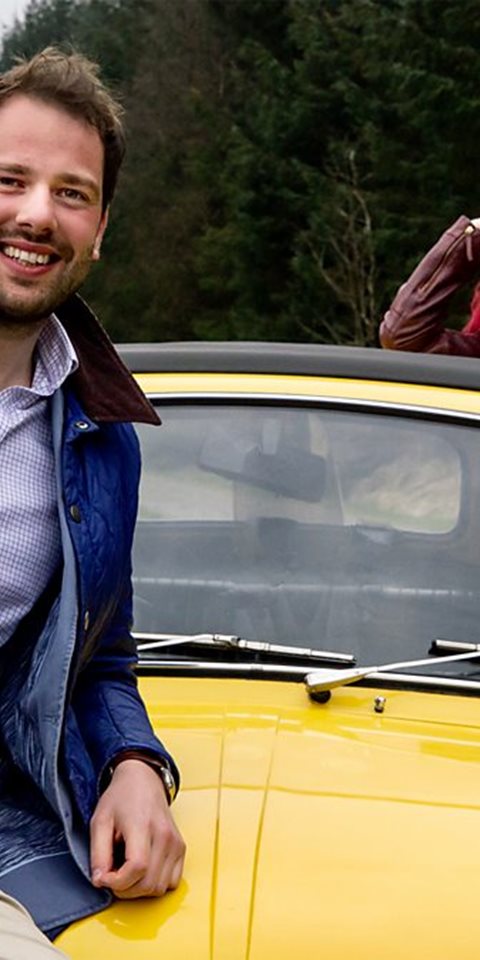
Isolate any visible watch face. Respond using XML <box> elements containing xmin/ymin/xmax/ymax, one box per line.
<box><xmin>160</xmin><ymin>766</ymin><xmax>176</xmax><ymax>803</ymax></box>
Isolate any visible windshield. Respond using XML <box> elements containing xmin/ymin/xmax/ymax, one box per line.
<box><xmin>133</xmin><ymin>401</ymin><xmax>480</xmax><ymax>679</ymax></box>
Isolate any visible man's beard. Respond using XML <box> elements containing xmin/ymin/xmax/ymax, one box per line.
<box><xmin>0</xmin><ymin>236</ymin><xmax>94</xmax><ymax>328</ymax></box>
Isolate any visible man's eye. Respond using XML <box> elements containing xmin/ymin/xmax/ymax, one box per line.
<box><xmin>59</xmin><ymin>188</ymin><xmax>89</xmax><ymax>202</ymax></box>
<box><xmin>0</xmin><ymin>176</ymin><xmax>22</xmax><ymax>188</ymax></box>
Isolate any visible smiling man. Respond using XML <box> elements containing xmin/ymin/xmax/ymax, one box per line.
<box><xmin>0</xmin><ymin>48</ymin><xmax>185</xmax><ymax>959</ymax></box>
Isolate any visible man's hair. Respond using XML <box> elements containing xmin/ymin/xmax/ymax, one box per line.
<box><xmin>0</xmin><ymin>46</ymin><xmax>125</xmax><ymax>211</ymax></box>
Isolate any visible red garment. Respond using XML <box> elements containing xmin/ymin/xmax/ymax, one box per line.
<box><xmin>379</xmin><ymin>216</ymin><xmax>480</xmax><ymax>356</ymax></box>
<box><xmin>463</xmin><ymin>282</ymin><xmax>480</xmax><ymax>333</ymax></box>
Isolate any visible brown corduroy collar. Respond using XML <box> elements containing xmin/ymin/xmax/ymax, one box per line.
<box><xmin>56</xmin><ymin>294</ymin><xmax>160</xmax><ymax>425</ymax></box>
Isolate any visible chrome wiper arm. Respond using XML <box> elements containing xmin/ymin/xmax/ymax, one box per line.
<box><xmin>306</xmin><ymin>646</ymin><xmax>480</xmax><ymax>696</ymax></box>
<box><xmin>430</xmin><ymin>638</ymin><xmax>480</xmax><ymax>655</ymax></box>
<box><xmin>134</xmin><ymin>631</ymin><xmax>355</xmax><ymax>665</ymax></box>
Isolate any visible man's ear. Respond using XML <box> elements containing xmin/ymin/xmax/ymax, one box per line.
<box><xmin>92</xmin><ymin>208</ymin><xmax>109</xmax><ymax>261</ymax></box>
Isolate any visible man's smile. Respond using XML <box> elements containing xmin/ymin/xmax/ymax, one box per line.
<box><xmin>0</xmin><ymin>240</ymin><xmax>62</xmax><ymax>277</ymax></box>
<box><xmin>4</xmin><ymin>245</ymin><xmax>53</xmax><ymax>265</ymax></box>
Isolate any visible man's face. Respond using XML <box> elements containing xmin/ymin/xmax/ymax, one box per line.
<box><xmin>0</xmin><ymin>93</ymin><xmax>107</xmax><ymax>325</ymax></box>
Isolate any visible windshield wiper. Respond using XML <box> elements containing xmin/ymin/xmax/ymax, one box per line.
<box><xmin>135</xmin><ymin>631</ymin><xmax>355</xmax><ymax>666</ymax></box>
<box><xmin>430</xmin><ymin>638</ymin><xmax>480</xmax><ymax>655</ymax></box>
<box><xmin>306</xmin><ymin>646</ymin><xmax>480</xmax><ymax>697</ymax></box>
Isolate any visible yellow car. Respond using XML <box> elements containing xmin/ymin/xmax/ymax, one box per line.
<box><xmin>59</xmin><ymin>343</ymin><xmax>480</xmax><ymax>960</ymax></box>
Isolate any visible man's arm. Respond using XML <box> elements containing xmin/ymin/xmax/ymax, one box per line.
<box><xmin>72</xmin><ymin>585</ymin><xmax>186</xmax><ymax>898</ymax></box>
<box><xmin>379</xmin><ymin>216</ymin><xmax>480</xmax><ymax>355</ymax></box>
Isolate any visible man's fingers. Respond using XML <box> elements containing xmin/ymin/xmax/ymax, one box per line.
<box><xmin>156</xmin><ymin>832</ymin><xmax>186</xmax><ymax>895</ymax></box>
<box><xmin>103</xmin><ymin>826</ymin><xmax>152</xmax><ymax>893</ymax></box>
<box><xmin>168</xmin><ymin>852</ymin><xmax>185</xmax><ymax>891</ymax></box>
<box><xmin>89</xmin><ymin>810</ymin><xmax>115</xmax><ymax>885</ymax></box>
<box><xmin>110</xmin><ymin>841</ymin><xmax>163</xmax><ymax>897</ymax></box>
<box><xmin>96</xmin><ymin>864</ymin><xmax>144</xmax><ymax>894</ymax></box>
<box><xmin>110</xmin><ymin>836</ymin><xmax>186</xmax><ymax>899</ymax></box>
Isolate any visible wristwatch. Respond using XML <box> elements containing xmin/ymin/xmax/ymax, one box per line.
<box><xmin>106</xmin><ymin>751</ymin><xmax>177</xmax><ymax>805</ymax></box>
<box><xmin>141</xmin><ymin>757</ymin><xmax>176</xmax><ymax>806</ymax></box>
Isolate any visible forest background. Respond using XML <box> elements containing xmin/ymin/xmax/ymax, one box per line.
<box><xmin>1</xmin><ymin>0</ymin><xmax>479</xmax><ymax>345</ymax></box>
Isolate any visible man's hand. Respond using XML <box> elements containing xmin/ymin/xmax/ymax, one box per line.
<box><xmin>90</xmin><ymin>758</ymin><xmax>186</xmax><ymax>898</ymax></box>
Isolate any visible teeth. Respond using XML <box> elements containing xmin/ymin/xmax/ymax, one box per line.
<box><xmin>3</xmin><ymin>245</ymin><xmax>51</xmax><ymax>265</ymax></box>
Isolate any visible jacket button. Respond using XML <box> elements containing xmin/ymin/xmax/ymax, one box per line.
<box><xmin>83</xmin><ymin>610</ymin><xmax>90</xmax><ymax>631</ymax></box>
<box><xmin>74</xmin><ymin>420</ymin><xmax>90</xmax><ymax>431</ymax></box>
<box><xmin>69</xmin><ymin>505</ymin><xmax>81</xmax><ymax>523</ymax></box>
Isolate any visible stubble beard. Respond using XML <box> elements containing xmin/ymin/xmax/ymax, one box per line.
<box><xmin>0</xmin><ymin>241</ymin><xmax>95</xmax><ymax>330</ymax></box>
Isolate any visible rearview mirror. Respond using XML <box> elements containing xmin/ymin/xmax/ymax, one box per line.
<box><xmin>199</xmin><ymin>425</ymin><xmax>326</xmax><ymax>502</ymax></box>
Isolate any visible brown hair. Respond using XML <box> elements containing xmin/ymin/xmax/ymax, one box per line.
<box><xmin>0</xmin><ymin>46</ymin><xmax>125</xmax><ymax>211</ymax></box>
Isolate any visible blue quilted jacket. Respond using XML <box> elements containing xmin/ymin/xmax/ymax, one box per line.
<box><xmin>0</xmin><ymin>295</ymin><xmax>178</xmax><ymax>934</ymax></box>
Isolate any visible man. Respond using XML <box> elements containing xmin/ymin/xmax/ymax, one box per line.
<box><xmin>0</xmin><ymin>47</ymin><xmax>185</xmax><ymax>958</ymax></box>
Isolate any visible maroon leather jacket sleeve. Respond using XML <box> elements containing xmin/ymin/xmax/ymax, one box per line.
<box><xmin>379</xmin><ymin>216</ymin><xmax>480</xmax><ymax>356</ymax></box>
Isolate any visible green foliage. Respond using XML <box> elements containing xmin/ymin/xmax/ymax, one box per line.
<box><xmin>1</xmin><ymin>0</ymin><xmax>151</xmax><ymax>85</ymax></box>
<box><xmin>2</xmin><ymin>0</ymin><xmax>480</xmax><ymax>342</ymax></box>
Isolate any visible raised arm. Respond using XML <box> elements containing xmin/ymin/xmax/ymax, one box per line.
<box><xmin>379</xmin><ymin>216</ymin><xmax>480</xmax><ymax>356</ymax></box>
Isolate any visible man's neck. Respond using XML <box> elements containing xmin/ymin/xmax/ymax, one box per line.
<box><xmin>0</xmin><ymin>321</ymin><xmax>47</xmax><ymax>390</ymax></box>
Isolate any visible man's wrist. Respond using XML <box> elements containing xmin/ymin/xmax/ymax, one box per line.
<box><xmin>106</xmin><ymin>751</ymin><xmax>177</xmax><ymax>805</ymax></box>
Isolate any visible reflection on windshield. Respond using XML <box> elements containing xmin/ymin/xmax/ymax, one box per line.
<box><xmin>133</xmin><ymin>403</ymin><xmax>480</xmax><ymax>674</ymax></box>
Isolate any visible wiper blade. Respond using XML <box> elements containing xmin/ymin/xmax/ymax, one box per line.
<box><xmin>306</xmin><ymin>646</ymin><xmax>480</xmax><ymax>696</ymax></box>
<box><xmin>135</xmin><ymin>631</ymin><xmax>355</xmax><ymax>665</ymax></box>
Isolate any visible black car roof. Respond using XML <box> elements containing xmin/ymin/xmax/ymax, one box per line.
<box><xmin>117</xmin><ymin>342</ymin><xmax>480</xmax><ymax>393</ymax></box>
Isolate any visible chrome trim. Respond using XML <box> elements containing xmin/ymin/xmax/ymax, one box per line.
<box><xmin>136</xmin><ymin>659</ymin><xmax>317</xmax><ymax>677</ymax></box>
<box><xmin>365</xmin><ymin>671</ymin><xmax>480</xmax><ymax>693</ymax></box>
<box><xmin>135</xmin><ymin>659</ymin><xmax>480</xmax><ymax>693</ymax></box>
<box><xmin>133</xmin><ymin>577</ymin><xmax>476</xmax><ymax>601</ymax></box>
<box><xmin>142</xmin><ymin>392</ymin><xmax>480</xmax><ymax>424</ymax></box>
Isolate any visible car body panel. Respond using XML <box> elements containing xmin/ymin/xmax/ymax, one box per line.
<box><xmin>135</xmin><ymin>370</ymin><xmax>480</xmax><ymax>416</ymax></box>
<box><xmin>58</xmin><ymin>677</ymin><xmax>480</xmax><ymax>959</ymax></box>
<box><xmin>55</xmin><ymin>347</ymin><xmax>480</xmax><ymax>959</ymax></box>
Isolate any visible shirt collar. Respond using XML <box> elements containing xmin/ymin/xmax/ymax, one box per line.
<box><xmin>31</xmin><ymin>314</ymin><xmax>79</xmax><ymax>398</ymax></box>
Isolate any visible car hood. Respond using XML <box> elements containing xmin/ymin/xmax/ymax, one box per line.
<box><xmin>58</xmin><ymin>676</ymin><xmax>480</xmax><ymax>960</ymax></box>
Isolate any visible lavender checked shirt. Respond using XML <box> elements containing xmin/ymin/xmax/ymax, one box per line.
<box><xmin>0</xmin><ymin>317</ymin><xmax>78</xmax><ymax>645</ymax></box>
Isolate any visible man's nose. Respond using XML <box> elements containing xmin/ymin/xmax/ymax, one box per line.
<box><xmin>15</xmin><ymin>185</ymin><xmax>58</xmax><ymax>234</ymax></box>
